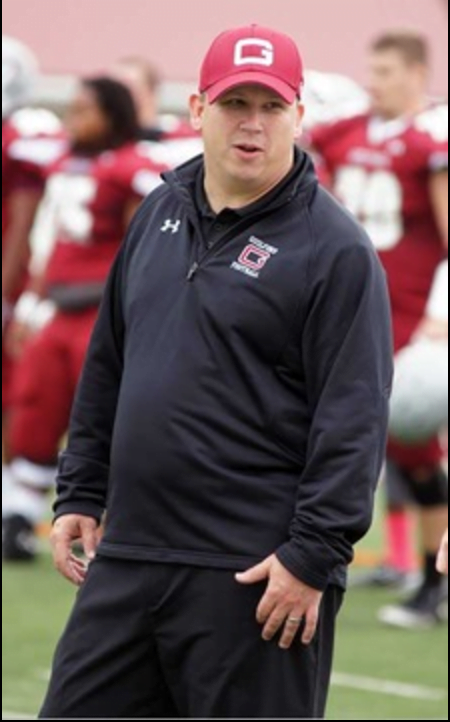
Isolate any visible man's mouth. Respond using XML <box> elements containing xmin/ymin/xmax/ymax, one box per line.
<box><xmin>233</xmin><ymin>143</ymin><xmax>264</xmax><ymax>156</ymax></box>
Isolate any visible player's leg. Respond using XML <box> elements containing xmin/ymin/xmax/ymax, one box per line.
<box><xmin>2</xmin><ymin>344</ymin><xmax>16</xmax><ymax>537</ymax></box>
<box><xmin>383</xmin><ymin>461</ymin><xmax>418</xmax><ymax>582</ymax></box>
<box><xmin>2</xmin><ymin>314</ymin><xmax>74</xmax><ymax>561</ymax></box>
<box><xmin>351</xmin><ymin>461</ymin><xmax>418</xmax><ymax>590</ymax></box>
<box><xmin>39</xmin><ymin>557</ymin><xmax>179</xmax><ymax>718</ymax></box>
<box><xmin>2</xmin><ymin>336</ymin><xmax>16</xmax><ymax>441</ymax></box>
<box><xmin>379</xmin><ymin>440</ymin><xmax>448</xmax><ymax>628</ymax></box>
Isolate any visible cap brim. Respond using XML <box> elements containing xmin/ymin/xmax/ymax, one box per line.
<box><xmin>205</xmin><ymin>72</ymin><xmax>298</xmax><ymax>104</ymax></box>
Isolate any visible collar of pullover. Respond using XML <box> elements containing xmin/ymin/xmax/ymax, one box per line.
<box><xmin>162</xmin><ymin>146</ymin><xmax>318</xmax><ymax>223</ymax></box>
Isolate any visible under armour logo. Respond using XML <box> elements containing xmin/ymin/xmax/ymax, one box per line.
<box><xmin>234</xmin><ymin>39</ymin><xmax>275</xmax><ymax>67</ymax></box>
<box><xmin>161</xmin><ymin>219</ymin><xmax>181</xmax><ymax>234</ymax></box>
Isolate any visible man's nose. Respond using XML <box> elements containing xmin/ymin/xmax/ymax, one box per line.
<box><xmin>239</xmin><ymin>110</ymin><xmax>264</xmax><ymax>132</ymax></box>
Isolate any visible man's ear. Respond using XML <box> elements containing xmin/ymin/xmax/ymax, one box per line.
<box><xmin>189</xmin><ymin>94</ymin><xmax>205</xmax><ymax>132</ymax></box>
<box><xmin>294</xmin><ymin>103</ymin><xmax>305</xmax><ymax>139</ymax></box>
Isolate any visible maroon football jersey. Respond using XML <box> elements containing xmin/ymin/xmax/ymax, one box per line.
<box><xmin>43</xmin><ymin>143</ymin><xmax>167</xmax><ymax>289</ymax></box>
<box><xmin>312</xmin><ymin>105</ymin><xmax>448</xmax><ymax>351</ymax></box>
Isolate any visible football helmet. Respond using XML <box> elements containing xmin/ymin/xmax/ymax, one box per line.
<box><xmin>389</xmin><ymin>339</ymin><xmax>448</xmax><ymax>444</ymax></box>
<box><xmin>2</xmin><ymin>36</ymin><xmax>38</xmax><ymax>119</ymax></box>
<box><xmin>302</xmin><ymin>70</ymin><xmax>369</xmax><ymax>131</ymax></box>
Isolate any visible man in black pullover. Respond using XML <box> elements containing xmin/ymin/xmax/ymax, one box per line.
<box><xmin>40</xmin><ymin>25</ymin><xmax>393</xmax><ymax>719</ymax></box>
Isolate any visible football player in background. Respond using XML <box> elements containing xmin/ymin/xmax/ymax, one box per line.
<box><xmin>2</xmin><ymin>77</ymin><xmax>168</xmax><ymax>561</ymax></box>
<box><xmin>302</xmin><ymin>70</ymin><xmax>370</xmax><ymax>135</ymax></box>
<box><xmin>111</xmin><ymin>57</ymin><xmax>200</xmax><ymax>139</ymax></box>
<box><xmin>301</xmin><ymin>70</ymin><xmax>370</xmax><ymax>188</ymax></box>
<box><xmin>2</xmin><ymin>36</ymin><xmax>62</xmax><ymax>430</ymax></box>
<box><xmin>426</xmin><ymin>263</ymin><xmax>448</xmax><ymax>583</ymax></box>
<box><xmin>389</xmin><ymin>259</ymin><xmax>448</xmax><ymax>588</ymax></box>
<box><xmin>110</xmin><ymin>56</ymin><xmax>203</xmax><ymax>168</ymax></box>
<box><xmin>311</xmin><ymin>31</ymin><xmax>448</xmax><ymax>628</ymax></box>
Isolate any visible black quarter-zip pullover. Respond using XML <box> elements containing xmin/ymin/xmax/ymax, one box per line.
<box><xmin>54</xmin><ymin>149</ymin><xmax>393</xmax><ymax>591</ymax></box>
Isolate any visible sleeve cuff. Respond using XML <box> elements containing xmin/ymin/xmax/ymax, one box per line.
<box><xmin>276</xmin><ymin>542</ymin><xmax>332</xmax><ymax>591</ymax></box>
<box><xmin>54</xmin><ymin>451</ymin><xmax>109</xmax><ymax>521</ymax></box>
<box><xmin>53</xmin><ymin>502</ymin><xmax>104</xmax><ymax>525</ymax></box>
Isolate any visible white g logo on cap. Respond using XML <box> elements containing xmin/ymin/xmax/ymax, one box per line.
<box><xmin>234</xmin><ymin>39</ymin><xmax>275</xmax><ymax>67</ymax></box>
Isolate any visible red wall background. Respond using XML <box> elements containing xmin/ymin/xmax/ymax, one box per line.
<box><xmin>3</xmin><ymin>0</ymin><xmax>448</xmax><ymax>94</ymax></box>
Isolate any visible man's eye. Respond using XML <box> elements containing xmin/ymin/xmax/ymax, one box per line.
<box><xmin>223</xmin><ymin>98</ymin><xmax>246</xmax><ymax>108</ymax></box>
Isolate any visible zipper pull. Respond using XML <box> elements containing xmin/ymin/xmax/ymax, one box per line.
<box><xmin>187</xmin><ymin>262</ymin><xmax>199</xmax><ymax>281</ymax></box>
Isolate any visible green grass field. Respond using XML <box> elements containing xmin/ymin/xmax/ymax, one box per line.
<box><xmin>2</xmin><ymin>550</ymin><xmax>448</xmax><ymax>720</ymax></box>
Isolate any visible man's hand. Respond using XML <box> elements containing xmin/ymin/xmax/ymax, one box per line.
<box><xmin>437</xmin><ymin>529</ymin><xmax>448</xmax><ymax>576</ymax></box>
<box><xmin>50</xmin><ymin>515</ymin><xmax>101</xmax><ymax>586</ymax></box>
<box><xmin>236</xmin><ymin>555</ymin><xmax>323</xmax><ymax>649</ymax></box>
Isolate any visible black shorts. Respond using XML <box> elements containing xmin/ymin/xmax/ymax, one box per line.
<box><xmin>39</xmin><ymin>557</ymin><xmax>343</xmax><ymax>719</ymax></box>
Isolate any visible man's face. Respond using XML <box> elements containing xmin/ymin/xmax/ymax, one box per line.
<box><xmin>190</xmin><ymin>85</ymin><xmax>304</xmax><ymax>197</ymax></box>
<box><xmin>368</xmin><ymin>50</ymin><xmax>426</xmax><ymax>118</ymax></box>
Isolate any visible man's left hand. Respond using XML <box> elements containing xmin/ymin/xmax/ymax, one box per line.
<box><xmin>236</xmin><ymin>555</ymin><xmax>323</xmax><ymax>649</ymax></box>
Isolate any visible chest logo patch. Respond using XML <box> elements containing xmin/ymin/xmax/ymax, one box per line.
<box><xmin>231</xmin><ymin>236</ymin><xmax>279</xmax><ymax>279</ymax></box>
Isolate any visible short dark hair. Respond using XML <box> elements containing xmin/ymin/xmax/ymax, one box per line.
<box><xmin>82</xmin><ymin>76</ymin><xmax>140</xmax><ymax>147</ymax></box>
<box><xmin>116</xmin><ymin>57</ymin><xmax>162</xmax><ymax>92</ymax></box>
<box><xmin>371</xmin><ymin>31</ymin><xmax>429</xmax><ymax>66</ymax></box>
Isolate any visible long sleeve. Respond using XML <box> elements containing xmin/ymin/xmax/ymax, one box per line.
<box><xmin>276</xmin><ymin>240</ymin><xmax>393</xmax><ymax>590</ymax></box>
<box><xmin>53</xmin><ymin>246</ymin><xmax>126</xmax><ymax>522</ymax></box>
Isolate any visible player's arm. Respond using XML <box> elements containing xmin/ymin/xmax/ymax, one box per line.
<box><xmin>6</xmin><ymin>270</ymin><xmax>55</xmax><ymax>359</ymax></box>
<box><xmin>416</xmin><ymin>171</ymin><xmax>449</xmax><ymax>341</ymax></box>
<box><xmin>430</xmin><ymin>170</ymin><xmax>448</xmax><ymax>249</ymax></box>
<box><xmin>420</xmin><ymin>103</ymin><xmax>449</xmax><ymax>250</ymax></box>
<box><xmin>415</xmin><ymin>259</ymin><xmax>448</xmax><ymax>341</ymax></box>
<box><xmin>2</xmin><ymin>187</ymin><xmax>42</xmax><ymax>308</ymax></box>
<box><xmin>6</xmin><ymin>184</ymin><xmax>60</xmax><ymax>357</ymax></box>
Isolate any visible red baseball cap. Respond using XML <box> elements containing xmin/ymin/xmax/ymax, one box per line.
<box><xmin>199</xmin><ymin>24</ymin><xmax>304</xmax><ymax>104</ymax></box>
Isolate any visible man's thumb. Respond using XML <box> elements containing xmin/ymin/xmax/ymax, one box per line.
<box><xmin>236</xmin><ymin>558</ymin><xmax>272</xmax><ymax>585</ymax></box>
